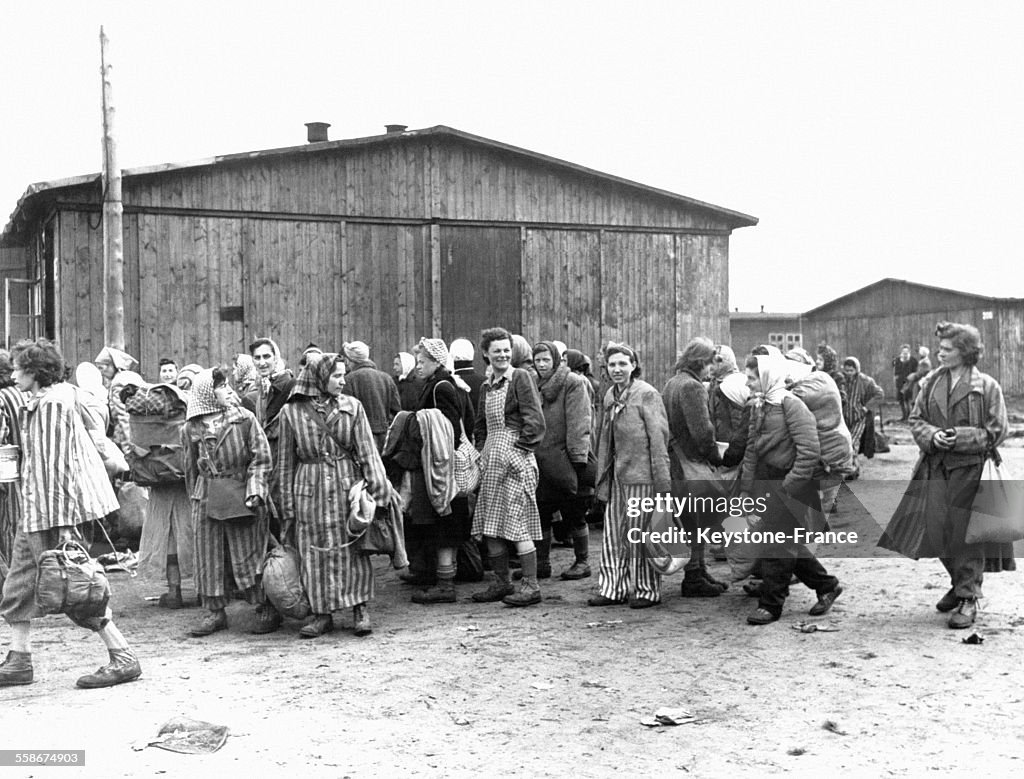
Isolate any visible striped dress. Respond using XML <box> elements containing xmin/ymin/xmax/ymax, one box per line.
<box><xmin>277</xmin><ymin>396</ymin><xmax>390</xmax><ymax>612</ymax></box>
<box><xmin>182</xmin><ymin>406</ymin><xmax>272</xmax><ymax>608</ymax></box>
<box><xmin>0</xmin><ymin>385</ymin><xmax>25</xmax><ymax>570</ymax></box>
<box><xmin>18</xmin><ymin>383</ymin><xmax>119</xmax><ymax>532</ymax></box>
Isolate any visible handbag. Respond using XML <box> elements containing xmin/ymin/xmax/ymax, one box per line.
<box><xmin>36</xmin><ymin>540</ymin><xmax>111</xmax><ymax>618</ymax></box>
<box><xmin>431</xmin><ymin>384</ymin><xmax>480</xmax><ymax>496</ymax></box>
<box><xmin>965</xmin><ymin>450</ymin><xmax>1024</xmax><ymax>545</ymax></box>
<box><xmin>345</xmin><ymin>479</ymin><xmax>397</xmax><ymax>556</ymax></box>
<box><xmin>206</xmin><ymin>476</ymin><xmax>255</xmax><ymax>522</ymax></box>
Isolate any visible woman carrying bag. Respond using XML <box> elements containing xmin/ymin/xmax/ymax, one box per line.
<box><xmin>879</xmin><ymin>322</ymin><xmax>1013</xmax><ymax>629</ymax></box>
<box><xmin>277</xmin><ymin>354</ymin><xmax>391</xmax><ymax>637</ymax></box>
<box><xmin>182</xmin><ymin>369</ymin><xmax>279</xmax><ymax>637</ymax></box>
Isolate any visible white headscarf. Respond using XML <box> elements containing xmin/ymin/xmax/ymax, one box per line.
<box><xmin>397</xmin><ymin>352</ymin><xmax>416</xmax><ymax>381</ymax></box>
<box><xmin>719</xmin><ymin>372</ymin><xmax>750</xmax><ymax>407</ymax></box>
<box><xmin>74</xmin><ymin>362</ymin><xmax>107</xmax><ymax>402</ymax></box>
<box><xmin>756</xmin><ymin>355</ymin><xmax>792</xmax><ymax>405</ymax></box>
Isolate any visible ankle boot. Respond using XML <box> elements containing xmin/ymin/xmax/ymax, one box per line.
<box><xmin>353</xmin><ymin>603</ymin><xmax>372</xmax><ymax>636</ymax></box>
<box><xmin>680</xmin><ymin>566</ymin><xmax>724</xmax><ymax>598</ymax></box>
<box><xmin>504</xmin><ymin>550</ymin><xmax>542</xmax><ymax>607</ymax></box>
<box><xmin>472</xmin><ymin>549</ymin><xmax>515</xmax><ymax>602</ymax></box>
<box><xmin>0</xmin><ymin>650</ymin><xmax>33</xmax><ymax>686</ymax></box>
<box><xmin>76</xmin><ymin>648</ymin><xmax>142</xmax><ymax>689</ymax></box>
<box><xmin>561</xmin><ymin>530</ymin><xmax>592</xmax><ymax>580</ymax></box>
<box><xmin>412</xmin><ymin>579</ymin><xmax>457</xmax><ymax>604</ymax></box>
<box><xmin>158</xmin><ymin>586</ymin><xmax>185</xmax><ymax>610</ymax></box>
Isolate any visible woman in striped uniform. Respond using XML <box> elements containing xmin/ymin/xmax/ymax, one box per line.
<box><xmin>182</xmin><ymin>369</ymin><xmax>279</xmax><ymax>637</ymax></box>
<box><xmin>588</xmin><ymin>343</ymin><xmax>671</xmax><ymax>609</ymax></box>
<box><xmin>0</xmin><ymin>350</ymin><xmax>25</xmax><ymax>575</ymax></box>
<box><xmin>471</xmin><ymin>327</ymin><xmax>546</xmax><ymax>607</ymax></box>
<box><xmin>277</xmin><ymin>354</ymin><xmax>390</xmax><ymax>637</ymax></box>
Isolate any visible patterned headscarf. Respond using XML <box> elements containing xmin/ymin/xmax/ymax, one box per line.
<box><xmin>419</xmin><ymin>337</ymin><xmax>449</xmax><ymax>367</ymax></box>
<box><xmin>290</xmin><ymin>352</ymin><xmax>341</xmax><ymax>401</ymax></box>
<box><xmin>233</xmin><ymin>354</ymin><xmax>258</xmax><ymax>391</ymax></box>
<box><xmin>186</xmin><ymin>370</ymin><xmax>222</xmax><ymax>419</ymax></box>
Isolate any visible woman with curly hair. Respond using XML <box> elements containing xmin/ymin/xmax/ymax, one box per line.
<box><xmin>471</xmin><ymin>327</ymin><xmax>546</xmax><ymax>607</ymax></box>
<box><xmin>879</xmin><ymin>322</ymin><xmax>1012</xmax><ymax>629</ymax></box>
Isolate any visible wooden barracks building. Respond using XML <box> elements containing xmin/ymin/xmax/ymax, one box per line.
<box><xmin>1</xmin><ymin>124</ymin><xmax>757</xmax><ymax>389</ymax></box>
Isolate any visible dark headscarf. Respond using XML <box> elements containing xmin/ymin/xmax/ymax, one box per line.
<box><xmin>532</xmin><ymin>340</ymin><xmax>562</xmax><ymax>364</ymax></box>
<box><xmin>564</xmin><ymin>348</ymin><xmax>589</xmax><ymax>374</ymax></box>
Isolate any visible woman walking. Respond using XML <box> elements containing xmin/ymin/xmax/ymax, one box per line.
<box><xmin>471</xmin><ymin>328</ymin><xmax>546</xmax><ymax>607</ymax></box>
<box><xmin>277</xmin><ymin>354</ymin><xmax>391</xmax><ymax>636</ymax></box>
<box><xmin>841</xmin><ymin>356</ymin><xmax>884</xmax><ymax>473</ymax></box>
<box><xmin>589</xmin><ymin>343</ymin><xmax>671</xmax><ymax>609</ymax></box>
<box><xmin>879</xmin><ymin>322</ymin><xmax>1012</xmax><ymax>629</ymax></box>
<box><xmin>741</xmin><ymin>354</ymin><xmax>842</xmax><ymax>625</ymax></box>
<box><xmin>182</xmin><ymin>369</ymin><xmax>280</xmax><ymax>636</ymax></box>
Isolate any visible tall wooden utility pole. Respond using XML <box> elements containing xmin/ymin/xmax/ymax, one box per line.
<box><xmin>100</xmin><ymin>26</ymin><xmax>125</xmax><ymax>349</ymax></box>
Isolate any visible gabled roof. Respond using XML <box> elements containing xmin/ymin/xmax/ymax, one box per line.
<box><xmin>2</xmin><ymin>125</ymin><xmax>758</xmax><ymax>244</ymax></box>
<box><xmin>803</xmin><ymin>277</ymin><xmax>1023</xmax><ymax>317</ymax></box>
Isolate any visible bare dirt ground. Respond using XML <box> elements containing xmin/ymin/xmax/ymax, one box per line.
<box><xmin>4</xmin><ymin>405</ymin><xmax>1024</xmax><ymax>778</ymax></box>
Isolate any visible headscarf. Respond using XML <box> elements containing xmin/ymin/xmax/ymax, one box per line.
<box><xmin>419</xmin><ymin>337</ymin><xmax>449</xmax><ymax>367</ymax></box>
<box><xmin>918</xmin><ymin>346</ymin><xmax>930</xmax><ymax>358</ymax></box>
<box><xmin>186</xmin><ymin>370</ymin><xmax>222</xmax><ymax>420</ymax></box>
<box><xmin>532</xmin><ymin>340</ymin><xmax>562</xmax><ymax>364</ymax></box>
<box><xmin>511</xmin><ymin>334</ymin><xmax>533</xmax><ymax>368</ymax></box>
<box><xmin>714</xmin><ymin>344</ymin><xmax>739</xmax><ymax>375</ymax></box>
<box><xmin>843</xmin><ymin>356</ymin><xmax>861</xmax><ymax>375</ymax></box>
<box><xmin>816</xmin><ymin>345</ymin><xmax>839</xmax><ymax>374</ymax></box>
<box><xmin>785</xmin><ymin>347</ymin><xmax>813</xmax><ymax>366</ymax></box>
<box><xmin>74</xmin><ymin>362</ymin><xmax>107</xmax><ymax>402</ymax></box>
<box><xmin>177</xmin><ymin>363</ymin><xmax>203</xmax><ymax>386</ymax></box>
<box><xmin>552</xmin><ymin>341</ymin><xmax>567</xmax><ymax>362</ymax></box>
<box><xmin>396</xmin><ymin>352</ymin><xmax>416</xmax><ymax>381</ymax></box>
<box><xmin>755</xmin><ymin>355</ymin><xmax>791</xmax><ymax>405</ymax></box>
<box><xmin>449</xmin><ymin>338</ymin><xmax>475</xmax><ymax>364</ymax></box>
<box><xmin>94</xmin><ymin>346</ymin><xmax>137</xmax><ymax>372</ymax></box>
<box><xmin>784</xmin><ymin>358</ymin><xmax>814</xmax><ymax>383</ymax></box>
<box><xmin>234</xmin><ymin>354</ymin><xmax>258</xmax><ymax>390</ymax></box>
<box><xmin>754</xmin><ymin>344</ymin><xmax>784</xmax><ymax>359</ymax></box>
<box><xmin>564</xmin><ymin>348</ymin><xmax>589</xmax><ymax>374</ymax></box>
<box><xmin>300</xmin><ymin>344</ymin><xmax>324</xmax><ymax>367</ymax></box>
<box><xmin>290</xmin><ymin>352</ymin><xmax>342</xmax><ymax>401</ymax></box>
<box><xmin>720</xmin><ymin>372</ymin><xmax>751</xmax><ymax>407</ymax></box>
<box><xmin>343</xmin><ymin>341</ymin><xmax>370</xmax><ymax>363</ymax></box>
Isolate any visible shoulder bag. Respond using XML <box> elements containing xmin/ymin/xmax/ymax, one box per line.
<box><xmin>201</xmin><ymin>420</ymin><xmax>255</xmax><ymax>522</ymax></box>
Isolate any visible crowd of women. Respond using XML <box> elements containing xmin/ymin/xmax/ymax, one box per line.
<box><xmin>0</xmin><ymin>318</ymin><xmax>1014</xmax><ymax>688</ymax></box>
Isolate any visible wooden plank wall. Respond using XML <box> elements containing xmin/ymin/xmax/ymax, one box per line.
<box><xmin>803</xmin><ymin>305</ymin><xmax>1022</xmax><ymax>396</ymax></box>
<box><xmin>123</xmin><ymin>139</ymin><xmax>737</xmax><ymax>231</ymax></box>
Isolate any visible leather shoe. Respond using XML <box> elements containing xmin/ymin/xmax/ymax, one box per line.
<box><xmin>560</xmin><ymin>561</ymin><xmax>592</xmax><ymax>580</ymax></box>
<box><xmin>587</xmin><ymin>595</ymin><xmax>626</xmax><ymax>607</ymax></box>
<box><xmin>76</xmin><ymin>649</ymin><xmax>142</xmax><ymax>689</ymax></box>
<box><xmin>412</xmin><ymin>584</ymin><xmax>457</xmax><ymax>604</ymax></box>
<box><xmin>353</xmin><ymin>603</ymin><xmax>372</xmax><ymax>636</ymax></box>
<box><xmin>471</xmin><ymin>582</ymin><xmax>515</xmax><ymax>603</ymax></box>
<box><xmin>935</xmin><ymin>588</ymin><xmax>959</xmax><ymax>613</ymax></box>
<box><xmin>299</xmin><ymin>614</ymin><xmax>333</xmax><ymax>638</ymax></box>
<box><xmin>503</xmin><ymin>586</ymin><xmax>542</xmax><ymax>607</ymax></box>
<box><xmin>629</xmin><ymin>597</ymin><xmax>660</xmax><ymax>609</ymax></box>
<box><xmin>809</xmin><ymin>584</ymin><xmax>843</xmax><ymax>616</ymax></box>
<box><xmin>188</xmin><ymin>610</ymin><xmax>228</xmax><ymax>636</ymax></box>
<box><xmin>399</xmin><ymin>571</ymin><xmax>436</xmax><ymax>587</ymax></box>
<box><xmin>948</xmin><ymin>598</ymin><xmax>977</xmax><ymax>629</ymax></box>
<box><xmin>0</xmin><ymin>650</ymin><xmax>33</xmax><ymax>686</ymax></box>
<box><xmin>747</xmin><ymin>607</ymin><xmax>780</xmax><ymax>625</ymax></box>
<box><xmin>158</xmin><ymin>591</ymin><xmax>185</xmax><ymax>610</ymax></box>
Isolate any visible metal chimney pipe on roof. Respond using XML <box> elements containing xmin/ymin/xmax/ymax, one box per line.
<box><xmin>385</xmin><ymin>124</ymin><xmax>408</xmax><ymax>134</ymax></box>
<box><xmin>305</xmin><ymin>122</ymin><xmax>330</xmax><ymax>143</ymax></box>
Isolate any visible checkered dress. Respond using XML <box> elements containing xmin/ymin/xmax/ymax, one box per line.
<box><xmin>471</xmin><ymin>381</ymin><xmax>541</xmax><ymax>542</ymax></box>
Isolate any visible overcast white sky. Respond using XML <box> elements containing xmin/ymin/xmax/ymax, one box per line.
<box><xmin>2</xmin><ymin>1</ymin><xmax>1022</xmax><ymax>312</ymax></box>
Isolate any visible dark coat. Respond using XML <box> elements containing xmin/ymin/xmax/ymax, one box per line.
<box><xmin>453</xmin><ymin>361</ymin><xmax>486</xmax><ymax>416</ymax></box>
<box><xmin>243</xmin><ymin>371</ymin><xmax>296</xmax><ymax>444</ymax></box>
<box><xmin>473</xmin><ymin>367</ymin><xmax>545</xmax><ymax>453</ymax></box>
<box><xmin>662</xmin><ymin>368</ymin><xmax>719</xmax><ymax>479</ymax></box>
<box><xmin>395</xmin><ymin>375</ymin><xmax>426</xmax><ymax>412</ymax></box>
<box><xmin>740</xmin><ymin>394</ymin><xmax>820</xmax><ymax>494</ymax></box>
<box><xmin>342</xmin><ymin>360</ymin><xmax>402</xmax><ymax>439</ymax></box>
